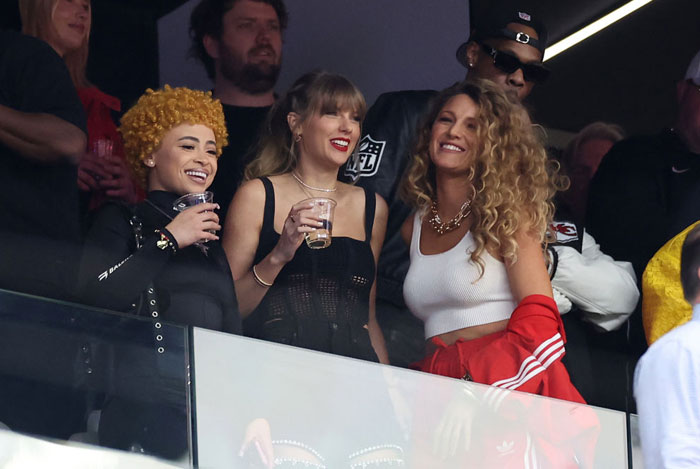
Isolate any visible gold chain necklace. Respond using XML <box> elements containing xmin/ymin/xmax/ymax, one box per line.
<box><xmin>428</xmin><ymin>199</ymin><xmax>472</xmax><ymax>235</ymax></box>
<box><xmin>292</xmin><ymin>172</ymin><xmax>337</xmax><ymax>192</ymax></box>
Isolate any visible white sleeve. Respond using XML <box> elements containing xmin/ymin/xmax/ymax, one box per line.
<box><xmin>551</xmin><ymin>230</ymin><xmax>640</xmax><ymax>331</ymax></box>
<box><xmin>552</xmin><ymin>286</ymin><xmax>573</xmax><ymax>314</ymax></box>
<box><xmin>634</xmin><ymin>339</ymin><xmax>700</xmax><ymax>468</ymax></box>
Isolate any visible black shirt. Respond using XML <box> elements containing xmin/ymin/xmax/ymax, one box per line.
<box><xmin>0</xmin><ymin>31</ymin><xmax>87</xmax><ymax>299</ymax></box>
<box><xmin>210</xmin><ymin>104</ymin><xmax>270</xmax><ymax>223</ymax></box>
<box><xmin>79</xmin><ymin>191</ymin><xmax>241</xmax><ymax>334</ymax></box>
<box><xmin>587</xmin><ymin>129</ymin><xmax>700</xmax><ymax>282</ymax></box>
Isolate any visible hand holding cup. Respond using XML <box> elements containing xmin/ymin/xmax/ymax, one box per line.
<box><xmin>272</xmin><ymin>200</ymin><xmax>323</xmax><ymax>263</ymax></box>
<box><xmin>301</xmin><ymin>197</ymin><xmax>336</xmax><ymax>249</ymax></box>
<box><xmin>165</xmin><ymin>202</ymin><xmax>220</xmax><ymax>249</ymax></box>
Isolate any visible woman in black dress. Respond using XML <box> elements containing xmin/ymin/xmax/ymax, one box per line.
<box><xmin>224</xmin><ymin>72</ymin><xmax>404</xmax><ymax>467</ymax></box>
<box><xmin>224</xmin><ymin>71</ymin><xmax>388</xmax><ymax>363</ymax></box>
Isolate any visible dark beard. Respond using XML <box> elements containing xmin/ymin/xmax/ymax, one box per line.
<box><xmin>220</xmin><ymin>47</ymin><xmax>281</xmax><ymax>95</ymax></box>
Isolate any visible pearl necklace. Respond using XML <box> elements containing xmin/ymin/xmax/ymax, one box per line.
<box><xmin>428</xmin><ymin>199</ymin><xmax>472</xmax><ymax>235</ymax></box>
<box><xmin>292</xmin><ymin>172</ymin><xmax>337</xmax><ymax>193</ymax></box>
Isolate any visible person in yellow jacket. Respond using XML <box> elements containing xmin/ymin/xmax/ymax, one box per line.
<box><xmin>643</xmin><ymin>220</ymin><xmax>700</xmax><ymax>344</ymax></box>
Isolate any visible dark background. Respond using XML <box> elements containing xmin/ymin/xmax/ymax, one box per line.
<box><xmin>2</xmin><ymin>0</ymin><xmax>700</xmax><ymax>135</ymax></box>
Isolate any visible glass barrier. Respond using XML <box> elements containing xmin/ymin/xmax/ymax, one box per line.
<box><xmin>0</xmin><ymin>428</ymin><xmax>181</xmax><ymax>468</ymax></box>
<box><xmin>192</xmin><ymin>328</ymin><xmax>629</xmax><ymax>468</ymax></box>
<box><xmin>629</xmin><ymin>414</ymin><xmax>643</xmax><ymax>469</ymax></box>
<box><xmin>0</xmin><ymin>288</ymin><xmax>192</xmax><ymax>465</ymax></box>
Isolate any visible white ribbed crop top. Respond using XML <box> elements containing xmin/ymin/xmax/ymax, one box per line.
<box><xmin>403</xmin><ymin>211</ymin><xmax>516</xmax><ymax>339</ymax></box>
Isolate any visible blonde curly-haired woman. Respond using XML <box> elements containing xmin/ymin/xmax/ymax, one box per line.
<box><xmin>401</xmin><ymin>78</ymin><xmax>583</xmax><ymax>403</ymax></box>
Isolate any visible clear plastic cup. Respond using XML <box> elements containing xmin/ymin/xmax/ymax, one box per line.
<box><xmin>302</xmin><ymin>197</ymin><xmax>337</xmax><ymax>249</ymax></box>
<box><xmin>173</xmin><ymin>191</ymin><xmax>213</xmax><ymax>211</ymax></box>
<box><xmin>173</xmin><ymin>191</ymin><xmax>215</xmax><ymax>243</ymax></box>
<box><xmin>92</xmin><ymin>138</ymin><xmax>113</xmax><ymax>158</ymax></box>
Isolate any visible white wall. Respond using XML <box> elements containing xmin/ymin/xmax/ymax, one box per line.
<box><xmin>158</xmin><ymin>0</ymin><xmax>469</xmax><ymax>106</ymax></box>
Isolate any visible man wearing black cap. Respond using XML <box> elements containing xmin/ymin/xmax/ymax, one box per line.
<box><xmin>456</xmin><ymin>8</ymin><xmax>549</xmax><ymax>102</ymax></box>
<box><xmin>342</xmin><ymin>3</ymin><xmax>639</xmax><ymax>409</ymax></box>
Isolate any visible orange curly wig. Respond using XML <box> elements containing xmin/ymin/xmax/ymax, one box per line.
<box><xmin>119</xmin><ymin>85</ymin><xmax>228</xmax><ymax>188</ymax></box>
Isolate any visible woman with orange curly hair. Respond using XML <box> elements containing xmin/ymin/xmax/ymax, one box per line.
<box><xmin>77</xmin><ymin>85</ymin><xmax>239</xmax><ymax>457</ymax></box>
<box><xmin>79</xmin><ymin>85</ymin><xmax>239</xmax><ymax>334</ymax></box>
<box><xmin>401</xmin><ymin>79</ymin><xmax>583</xmax><ymax>403</ymax></box>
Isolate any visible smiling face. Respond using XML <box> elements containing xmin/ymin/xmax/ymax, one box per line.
<box><xmin>294</xmin><ymin>107</ymin><xmax>361</xmax><ymax>170</ymax></box>
<box><xmin>146</xmin><ymin>124</ymin><xmax>218</xmax><ymax>195</ymax></box>
<box><xmin>429</xmin><ymin>94</ymin><xmax>480</xmax><ymax>175</ymax></box>
<box><xmin>47</xmin><ymin>0</ymin><xmax>90</xmax><ymax>57</ymax></box>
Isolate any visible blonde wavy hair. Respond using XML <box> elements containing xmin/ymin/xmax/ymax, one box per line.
<box><xmin>401</xmin><ymin>78</ymin><xmax>565</xmax><ymax>272</ymax></box>
<box><xmin>245</xmin><ymin>70</ymin><xmax>366</xmax><ymax>180</ymax></box>
<box><xmin>20</xmin><ymin>0</ymin><xmax>92</xmax><ymax>89</ymax></box>
<box><xmin>119</xmin><ymin>85</ymin><xmax>228</xmax><ymax>188</ymax></box>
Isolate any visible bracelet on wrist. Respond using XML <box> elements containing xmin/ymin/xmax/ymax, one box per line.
<box><xmin>154</xmin><ymin>229</ymin><xmax>177</xmax><ymax>254</ymax></box>
<box><xmin>252</xmin><ymin>264</ymin><xmax>273</xmax><ymax>288</ymax></box>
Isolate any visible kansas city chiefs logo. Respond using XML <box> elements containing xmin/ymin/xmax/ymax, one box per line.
<box><xmin>343</xmin><ymin>134</ymin><xmax>385</xmax><ymax>180</ymax></box>
<box><xmin>549</xmin><ymin>221</ymin><xmax>579</xmax><ymax>243</ymax></box>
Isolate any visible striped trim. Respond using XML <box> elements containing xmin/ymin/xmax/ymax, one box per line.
<box><xmin>524</xmin><ymin>432</ymin><xmax>539</xmax><ymax>469</ymax></box>
<box><xmin>490</xmin><ymin>333</ymin><xmax>565</xmax><ymax>391</ymax></box>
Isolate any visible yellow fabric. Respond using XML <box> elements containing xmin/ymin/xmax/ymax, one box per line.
<box><xmin>642</xmin><ymin>221</ymin><xmax>700</xmax><ymax>344</ymax></box>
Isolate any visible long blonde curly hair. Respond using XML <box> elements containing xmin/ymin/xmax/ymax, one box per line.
<box><xmin>401</xmin><ymin>78</ymin><xmax>565</xmax><ymax>272</ymax></box>
<box><xmin>245</xmin><ymin>70</ymin><xmax>366</xmax><ymax>180</ymax></box>
<box><xmin>119</xmin><ymin>85</ymin><xmax>228</xmax><ymax>188</ymax></box>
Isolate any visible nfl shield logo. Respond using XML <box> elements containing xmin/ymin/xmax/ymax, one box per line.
<box><xmin>343</xmin><ymin>134</ymin><xmax>386</xmax><ymax>180</ymax></box>
<box><xmin>518</xmin><ymin>11</ymin><xmax>532</xmax><ymax>21</ymax></box>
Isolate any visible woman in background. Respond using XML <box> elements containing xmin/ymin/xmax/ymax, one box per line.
<box><xmin>20</xmin><ymin>0</ymin><xmax>141</xmax><ymax>212</ymax></box>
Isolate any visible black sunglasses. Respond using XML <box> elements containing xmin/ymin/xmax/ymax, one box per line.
<box><xmin>480</xmin><ymin>43</ymin><xmax>550</xmax><ymax>84</ymax></box>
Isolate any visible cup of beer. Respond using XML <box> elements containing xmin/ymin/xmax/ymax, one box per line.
<box><xmin>302</xmin><ymin>197</ymin><xmax>336</xmax><ymax>249</ymax></box>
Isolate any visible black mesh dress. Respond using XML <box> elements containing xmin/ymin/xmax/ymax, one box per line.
<box><xmin>247</xmin><ymin>177</ymin><xmax>379</xmax><ymax>362</ymax></box>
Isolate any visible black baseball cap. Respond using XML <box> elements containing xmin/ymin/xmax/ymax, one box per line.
<box><xmin>456</xmin><ymin>7</ymin><xmax>549</xmax><ymax>68</ymax></box>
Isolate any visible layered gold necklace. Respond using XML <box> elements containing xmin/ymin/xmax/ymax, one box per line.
<box><xmin>427</xmin><ymin>199</ymin><xmax>472</xmax><ymax>235</ymax></box>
